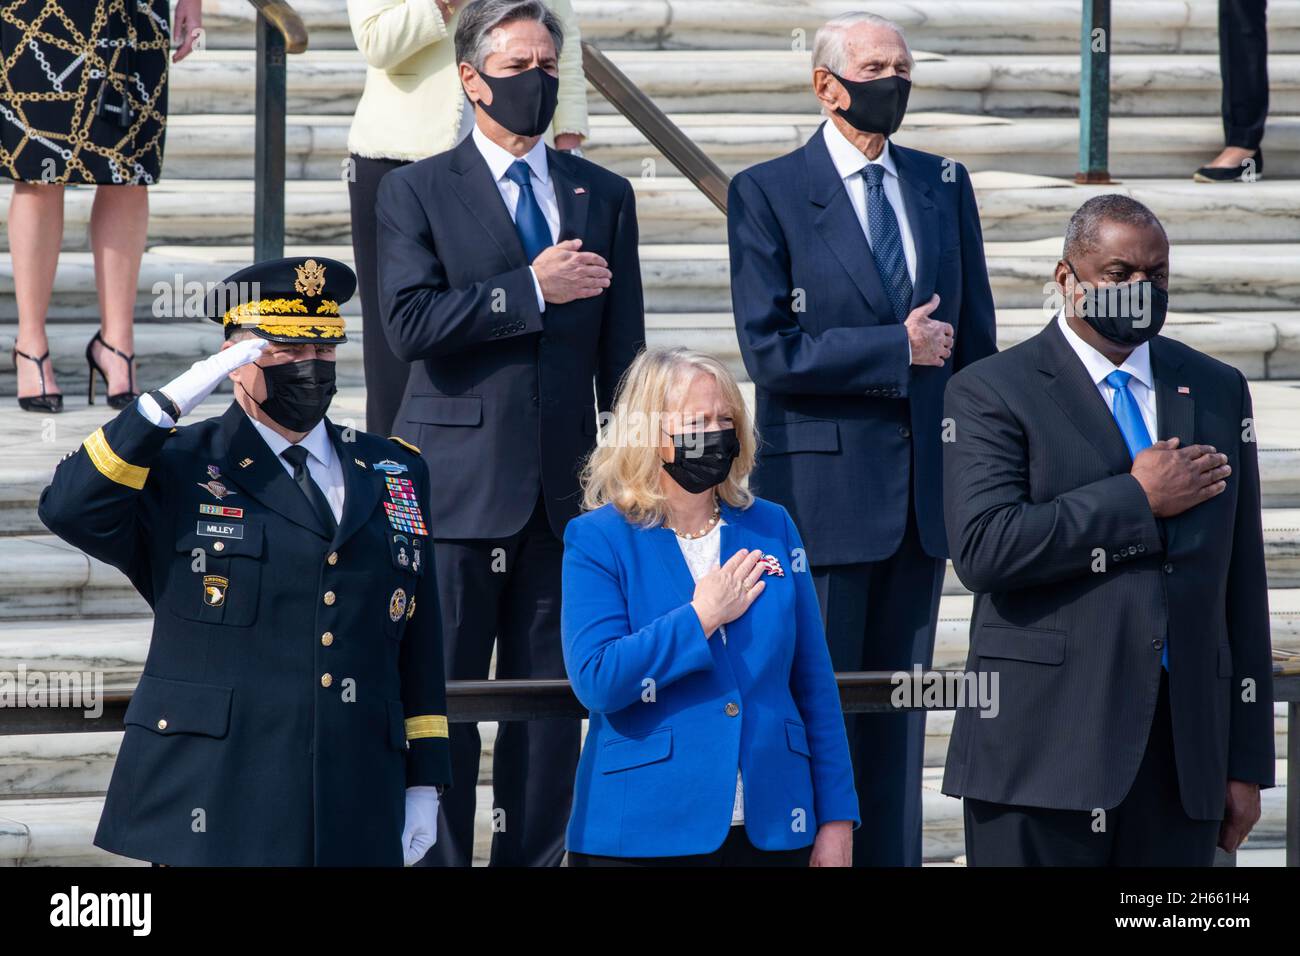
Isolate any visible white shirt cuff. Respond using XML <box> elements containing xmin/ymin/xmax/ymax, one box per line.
<box><xmin>529</xmin><ymin>266</ymin><xmax>546</xmax><ymax>313</ymax></box>
<box><xmin>137</xmin><ymin>392</ymin><xmax>176</xmax><ymax>428</ymax></box>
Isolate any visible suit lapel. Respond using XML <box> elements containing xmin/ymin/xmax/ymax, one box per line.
<box><xmin>805</xmin><ymin>127</ymin><xmax>896</xmax><ymax>323</ymax></box>
<box><xmin>215</xmin><ymin>403</ymin><xmax>330</xmax><ymax>539</ymax></box>
<box><xmin>649</xmin><ymin>523</ymin><xmax>700</xmax><ymax>605</ymax></box>
<box><xmin>890</xmin><ymin>145</ymin><xmax>939</xmax><ymax>309</ymax></box>
<box><xmin>1151</xmin><ymin>340</ymin><xmax>1194</xmax><ymax>446</ymax></box>
<box><xmin>449</xmin><ymin>135</ymin><xmax>528</xmax><ymax>268</ymax></box>
<box><xmin>327</xmin><ymin>424</ymin><xmax>384</xmax><ymax>550</ymax></box>
<box><xmin>1151</xmin><ymin>339</ymin><xmax>1194</xmax><ymax>555</ymax></box>
<box><xmin>548</xmin><ymin>148</ymin><xmax>590</xmax><ymax>243</ymax></box>
<box><xmin>1036</xmin><ymin>319</ymin><xmax>1135</xmax><ymax>476</ymax></box>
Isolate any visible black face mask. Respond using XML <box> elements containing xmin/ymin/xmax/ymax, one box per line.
<box><xmin>663</xmin><ymin>428</ymin><xmax>740</xmax><ymax>495</ymax></box>
<box><xmin>1066</xmin><ymin>264</ymin><xmax>1169</xmax><ymax>346</ymax></box>
<box><xmin>829</xmin><ymin>71</ymin><xmax>911</xmax><ymax>136</ymax></box>
<box><xmin>247</xmin><ymin>358</ymin><xmax>337</xmax><ymax>433</ymax></box>
<box><xmin>476</xmin><ymin>66</ymin><xmax>559</xmax><ymax>137</ymax></box>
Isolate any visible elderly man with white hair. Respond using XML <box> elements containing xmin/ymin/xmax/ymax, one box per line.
<box><xmin>728</xmin><ymin>11</ymin><xmax>997</xmax><ymax>866</ymax></box>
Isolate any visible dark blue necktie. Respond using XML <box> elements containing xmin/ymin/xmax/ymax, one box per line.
<box><xmin>861</xmin><ymin>164</ymin><xmax>913</xmax><ymax>323</ymax></box>
<box><xmin>1105</xmin><ymin>369</ymin><xmax>1165</xmax><ymax>669</ymax></box>
<box><xmin>504</xmin><ymin>159</ymin><xmax>551</xmax><ymax>263</ymax></box>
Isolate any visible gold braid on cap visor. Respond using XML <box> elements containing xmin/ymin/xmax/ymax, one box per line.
<box><xmin>222</xmin><ymin>298</ymin><xmax>344</xmax><ymax>337</ymax></box>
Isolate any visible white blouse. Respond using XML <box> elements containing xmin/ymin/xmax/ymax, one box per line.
<box><xmin>675</xmin><ymin>520</ymin><xmax>745</xmax><ymax>826</ymax></box>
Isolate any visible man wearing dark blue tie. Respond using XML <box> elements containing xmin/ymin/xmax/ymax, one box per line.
<box><xmin>727</xmin><ymin>12</ymin><xmax>997</xmax><ymax>866</ymax></box>
<box><xmin>941</xmin><ymin>195</ymin><xmax>1274</xmax><ymax>865</ymax></box>
<box><xmin>375</xmin><ymin>0</ymin><xmax>645</xmax><ymax>866</ymax></box>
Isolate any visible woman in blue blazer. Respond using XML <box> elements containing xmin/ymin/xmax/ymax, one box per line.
<box><xmin>562</xmin><ymin>347</ymin><xmax>859</xmax><ymax>866</ymax></box>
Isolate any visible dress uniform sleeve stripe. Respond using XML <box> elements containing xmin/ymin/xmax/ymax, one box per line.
<box><xmin>405</xmin><ymin>715</ymin><xmax>448</xmax><ymax>740</ymax></box>
<box><xmin>83</xmin><ymin>427</ymin><xmax>150</xmax><ymax>490</ymax></box>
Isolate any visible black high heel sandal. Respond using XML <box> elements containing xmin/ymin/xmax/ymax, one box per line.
<box><xmin>85</xmin><ymin>330</ymin><xmax>139</xmax><ymax>409</ymax></box>
<box><xmin>11</xmin><ymin>346</ymin><xmax>64</xmax><ymax>413</ymax></box>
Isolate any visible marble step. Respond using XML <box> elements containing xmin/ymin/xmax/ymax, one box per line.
<box><xmin>1</xmin><ymin>307</ymin><xmax>1295</xmax><ymax>410</ymax></box>
<box><xmin>10</xmin><ymin>176</ymin><xmax>1300</xmax><ymax>255</ymax></box>
<box><xmin>3</xmin><ymin>238</ymin><xmax>1300</xmax><ymax>322</ymax></box>
<box><xmin>2</xmin><ymin>584</ymin><xmax>1297</xmax><ymax>688</ymax></box>
<box><xmin>0</xmin><ymin>760</ymin><xmax>1289</xmax><ymax>865</ymax></box>
<box><xmin>7</xmin><ymin>369</ymin><xmax>1300</xmax><ymax>532</ymax></box>
<box><xmin>197</xmin><ymin>0</ymin><xmax>1300</xmax><ymax>55</ymax></box>
<box><xmin>153</xmin><ymin>112</ymin><xmax>1300</xmax><ymax>180</ymax></box>
<box><xmin>168</xmin><ymin>49</ymin><xmax>1300</xmax><ymax>118</ymax></box>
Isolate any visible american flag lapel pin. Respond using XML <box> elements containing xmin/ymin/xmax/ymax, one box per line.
<box><xmin>574</xmin><ymin>186</ymin><xmax>586</xmax><ymax>195</ymax></box>
<box><xmin>1178</xmin><ymin>386</ymin><xmax>1191</xmax><ymax>394</ymax></box>
<box><xmin>760</xmin><ymin>553</ymin><xmax>785</xmax><ymax>577</ymax></box>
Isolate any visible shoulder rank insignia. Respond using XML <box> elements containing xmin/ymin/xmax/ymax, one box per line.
<box><xmin>388</xmin><ymin>436</ymin><xmax>421</xmax><ymax>456</ymax></box>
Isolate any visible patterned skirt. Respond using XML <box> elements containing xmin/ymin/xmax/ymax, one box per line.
<box><xmin>0</xmin><ymin>0</ymin><xmax>170</xmax><ymax>184</ymax></box>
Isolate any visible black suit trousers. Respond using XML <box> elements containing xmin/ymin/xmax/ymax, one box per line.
<box><xmin>812</xmin><ymin>499</ymin><xmax>945</xmax><ymax>868</ymax></box>
<box><xmin>963</xmin><ymin>673</ymin><xmax>1220</xmax><ymax>866</ymax></box>
<box><xmin>418</xmin><ymin>494</ymin><xmax>579</xmax><ymax>867</ymax></box>
<box><xmin>1219</xmin><ymin>1</ymin><xmax>1270</xmax><ymax>150</ymax></box>
<box><xmin>348</xmin><ymin>152</ymin><xmax>412</xmax><ymax>435</ymax></box>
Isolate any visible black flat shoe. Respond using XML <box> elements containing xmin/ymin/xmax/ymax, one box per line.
<box><xmin>85</xmin><ymin>330</ymin><xmax>139</xmax><ymax>409</ymax></box>
<box><xmin>11</xmin><ymin>345</ymin><xmax>64</xmax><ymax>413</ymax></box>
<box><xmin>1194</xmin><ymin>148</ymin><xmax>1263</xmax><ymax>182</ymax></box>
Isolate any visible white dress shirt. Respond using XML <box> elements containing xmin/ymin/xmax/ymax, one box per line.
<box><xmin>822</xmin><ymin>121</ymin><xmax>918</xmax><ymax>286</ymax></box>
<box><xmin>675</xmin><ymin>519</ymin><xmax>746</xmax><ymax>826</ymax></box>
<box><xmin>248</xmin><ymin>416</ymin><xmax>346</xmax><ymax>525</ymax></box>
<box><xmin>1057</xmin><ymin>313</ymin><xmax>1159</xmax><ymax>440</ymax></box>
<box><xmin>470</xmin><ymin>124</ymin><xmax>559</xmax><ymax>312</ymax></box>
<box><xmin>137</xmin><ymin>395</ymin><xmax>348</xmax><ymax>523</ymax></box>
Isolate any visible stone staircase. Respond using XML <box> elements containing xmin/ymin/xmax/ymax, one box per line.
<box><xmin>0</xmin><ymin>0</ymin><xmax>1296</xmax><ymax>865</ymax></box>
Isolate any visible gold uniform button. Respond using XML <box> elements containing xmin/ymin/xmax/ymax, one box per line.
<box><xmin>213</xmin><ymin>541</ymin><xmax>225</xmax><ymax>552</ymax></box>
<box><xmin>327</xmin><ymin>552</ymin><xmax>338</xmax><ymax>566</ymax></box>
<box><xmin>321</xmin><ymin>631</ymin><xmax>334</xmax><ymax>647</ymax></box>
<box><xmin>724</xmin><ymin>702</ymin><xmax>740</xmax><ymax>717</ymax></box>
<box><xmin>156</xmin><ymin>718</ymin><xmax>168</xmax><ymax>731</ymax></box>
<box><xmin>323</xmin><ymin>590</ymin><xmax>336</xmax><ymax>606</ymax></box>
<box><xmin>321</xmin><ymin>673</ymin><xmax>333</xmax><ymax>688</ymax></box>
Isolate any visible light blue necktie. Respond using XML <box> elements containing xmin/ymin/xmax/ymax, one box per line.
<box><xmin>504</xmin><ymin>159</ymin><xmax>551</xmax><ymax>263</ymax></box>
<box><xmin>861</xmin><ymin>164</ymin><xmax>912</xmax><ymax>323</ymax></box>
<box><xmin>1105</xmin><ymin>369</ymin><xmax>1166</xmax><ymax>669</ymax></box>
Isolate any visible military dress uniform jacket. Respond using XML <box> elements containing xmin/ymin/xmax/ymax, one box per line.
<box><xmin>38</xmin><ymin>400</ymin><xmax>452</xmax><ymax>866</ymax></box>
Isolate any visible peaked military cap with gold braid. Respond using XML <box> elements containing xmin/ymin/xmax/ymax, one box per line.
<box><xmin>205</xmin><ymin>256</ymin><xmax>356</xmax><ymax>344</ymax></box>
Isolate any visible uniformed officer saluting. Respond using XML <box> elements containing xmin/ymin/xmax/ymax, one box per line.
<box><xmin>39</xmin><ymin>256</ymin><xmax>450</xmax><ymax>866</ymax></box>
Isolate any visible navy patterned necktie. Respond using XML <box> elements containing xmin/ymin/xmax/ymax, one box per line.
<box><xmin>861</xmin><ymin>164</ymin><xmax>913</xmax><ymax>323</ymax></box>
<box><xmin>505</xmin><ymin>159</ymin><xmax>552</xmax><ymax>264</ymax></box>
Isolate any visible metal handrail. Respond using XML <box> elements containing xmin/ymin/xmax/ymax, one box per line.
<box><xmin>246</xmin><ymin>0</ymin><xmax>308</xmax><ymax>55</ymax></box>
<box><xmin>1077</xmin><ymin>0</ymin><xmax>1111</xmax><ymax>183</ymax></box>
<box><xmin>247</xmin><ymin>0</ymin><xmax>309</xmax><ymax>260</ymax></box>
<box><xmin>581</xmin><ymin>41</ymin><xmax>731</xmax><ymax>214</ymax></box>
<box><xmin>2</xmin><ymin>670</ymin><xmax>1296</xmax><ymax>864</ymax></box>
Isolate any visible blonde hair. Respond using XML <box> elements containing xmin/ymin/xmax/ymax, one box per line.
<box><xmin>581</xmin><ymin>347</ymin><xmax>756</xmax><ymax>527</ymax></box>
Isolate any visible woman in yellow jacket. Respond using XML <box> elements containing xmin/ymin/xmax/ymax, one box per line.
<box><xmin>346</xmin><ymin>0</ymin><xmax>590</xmax><ymax>434</ymax></box>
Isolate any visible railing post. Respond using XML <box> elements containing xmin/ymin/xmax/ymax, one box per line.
<box><xmin>1289</xmin><ymin>700</ymin><xmax>1298</xmax><ymax>866</ymax></box>
<box><xmin>254</xmin><ymin>11</ymin><xmax>288</xmax><ymax>260</ymax></box>
<box><xmin>1076</xmin><ymin>0</ymin><xmax>1112</xmax><ymax>184</ymax></box>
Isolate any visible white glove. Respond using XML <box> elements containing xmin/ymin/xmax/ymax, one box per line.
<box><xmin>139</xmin><ymin>337</ymin><xmax>270</xmax><ymax>426</ymax></box>
<box><xmin>401</xmin><ymin>786</ymin><xmax>440</xmax><ymax>866</ymax></box>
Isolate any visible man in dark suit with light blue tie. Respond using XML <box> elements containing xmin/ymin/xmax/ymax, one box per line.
<box><xmin>942</xmin><ymin>195</ymin><xmax>1274</xmax><ymax>865</ymax></box>
<box><xmin>727</xmin><ymin>12</ymin><xmax>997</xmax><ymax>866</ymax></box>
<box><xmin>375</xmin><ymin>0</ymin><xmax>644</xmax><ymax>866</ymax></box>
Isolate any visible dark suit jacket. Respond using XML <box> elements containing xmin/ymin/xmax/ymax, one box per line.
<box><xmin>39</xmin><ymin>402</ymin><xmax>450</xmax><ymax>865</ymax></box>
<box><xmin>728</xmin><ymin>123</ymin><xmax>997</xmax><ymax>566</ymax></box>
<box><xmin>376</xmin><ymin>135</ymin><xmax>645</xmax><ymax>541</ymax></box>
<box><xmin>941</xmin><ymin>319</ymin><xmax>1276</xmax><ymax>820</ymax></box>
